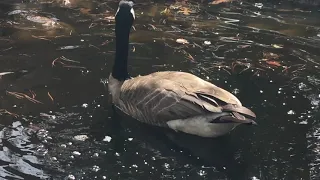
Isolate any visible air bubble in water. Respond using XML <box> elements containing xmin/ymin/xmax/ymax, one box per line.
<box><xmin>74</xmin><ymin>135</ymin><xmax>89</xmax><ymax>141</ymax></box>
<box><xmin>204</xmin><ymin>41</ymin><xmax>211</xmax><ymax>45</ymax></box>
<box><xmin>92</xmin><ymin>165</ymin><xmax>100</xmax><ymax>172</ymax></box>
<box><xmin>287</xmin><ymin>110</ymin><xmax>295</xmax><ymax>115</ymax></box>
<box><xmin>232</xmin><ymin>88</ymin><xmax>240</xmax><ymax>94</ymax></box>
<box><xmin>103</xmin><ymin>136</ymin><xmax>112</xmax><ymax>142</ymax></box>
<box><xmin>68</xmin><ymin>175</ymin><xmax>75</xmax><ymax>180</ymax></box>
<box><xmin>251</xmin><ymin>176</ymin><xmax>260</xmax><ymax>180</ymax></box>
<box><xmin>164</xmin><ymin>163</ymin><xmax>170</xmax><ymax>170</ymax></box>
<box><xmin>198</xmin><ymin>170</ymin><xmax>207</xmax><ymax>176</ymax></box>
<box><xmin>254</xmin><ymin>3</ymin><xmax>263</xmax><ymax>9</ymax></box>
<box><xmin>299</xmin><ymin>121</ymin><xmax>308</xmax><ymax>125</ymax></box>
<box><xmin>72</xmin><ymin>151</ymin><xmax>81</xmax><ymax>156</ymax></box>
<box><xmin>298</xmin><ymin>82</ymin><xmax>307</xmax><ymax>91</ymax></box>
<box><xmin>61</xmin><ymin>144</ymin><xmax>67</xmax><ymax>148</ymax></box>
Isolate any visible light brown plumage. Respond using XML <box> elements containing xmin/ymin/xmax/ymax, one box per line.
<box><xmin>109</xmin><ymin>71</ymin><xmax>256</xmax><ymax>128</ymax></box>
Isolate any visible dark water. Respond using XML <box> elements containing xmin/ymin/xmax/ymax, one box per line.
<box><xmin>0</xmin><ymin>0</ymin><xmax>320</xmax><ymax>179</ymax></box>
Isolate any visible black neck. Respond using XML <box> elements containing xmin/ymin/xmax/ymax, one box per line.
<box><xmin>112</xmin><ymin>24</ymin><xmax>131</xmax><ymax>81</ymax></box>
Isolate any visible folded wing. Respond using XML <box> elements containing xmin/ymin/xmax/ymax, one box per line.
<box><xmin>118</xmin><ymin>71</ymin><xmax>256</xmax><ymax>126</ymax></box>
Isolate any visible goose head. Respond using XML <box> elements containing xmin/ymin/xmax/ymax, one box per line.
<box><xmin>115</xmin><ymin>0</ymin><xmax>135</xmax><ymax>32</ymax></box>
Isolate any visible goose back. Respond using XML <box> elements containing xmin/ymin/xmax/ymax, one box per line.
<box><xmin>113</xmin><ymin>71</ymin><xmax>255</xmax><ymax>127</ymax></box>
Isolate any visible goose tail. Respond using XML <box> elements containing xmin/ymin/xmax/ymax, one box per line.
<box><xmin>214</xmin><ymin>104</ymin><xmax>257</xmax><ymax>125</ymax></box>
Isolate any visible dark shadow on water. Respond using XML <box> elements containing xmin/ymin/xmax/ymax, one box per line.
<box><xmin>88</xmin><ymin>103</ymin><xmax>255</xmax><ymax>180</ymax></box>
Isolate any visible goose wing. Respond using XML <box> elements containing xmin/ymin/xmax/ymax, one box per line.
<box><xmin>118</xmin><ymin>71</ymin><xmax>256</xmax><ymax>126</ymax></box>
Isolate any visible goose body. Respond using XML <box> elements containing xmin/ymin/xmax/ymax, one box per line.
<box><xmin>108</xmin><ymin>0</ymin><xmax>257</xmax><ymax>138</ymax></box>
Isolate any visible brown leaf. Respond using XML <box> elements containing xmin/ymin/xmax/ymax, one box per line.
<box><xmin>48</xmin><ymin>92</ymin><xmax>54</xmax><ymax>102</ymax></box>
<box><xmin>266</xmin><ymin>60</ymin><xmax>282</xmax><ymax>67</ymax></box>
<box><xmin>187</xmin><ymin>53</ymin><xmax>195</xmax><ymax>61</ymax></box>
<box><xmin>160</xmin><ymin>8</ymin><xmax>171</xmax><ymax>16</ymax></box>
<box><xmin>210</xmin><ymin>0</ymin><xmax>233</xmax><ymax>5</ymax></box>
<box><xmin>177</xmin><ymin>7</ymin><xmax>192</xmax><ymax>15</ymax></box>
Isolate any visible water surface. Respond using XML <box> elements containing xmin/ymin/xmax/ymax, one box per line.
<box><xmin>0</xmin><ymin>0</ymin><xmax>320</xmax><ymax>179</ymax></box>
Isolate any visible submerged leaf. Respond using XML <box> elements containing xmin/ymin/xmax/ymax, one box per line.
<box><xmin>263</xmin><ymin>52</ymin><xmax>281</xmax><ymax>59</ymax></box>
<box><xmin>210</xmin><ymin>0</ymin><xmax>233</xmax><ymax>5</ymax></box>
<box><xmin>266</xmin><ymin>60</ymin><xmax>282</xmax><ymax>67</ymax></box>
<box><xmin>177</xmin><ymin>7</ymin><xmax>192</xmax><ymax>15</ymax></box>
<box><xmin>160</xmin><ymin>8</ymin><xmax>171</xmax><ymax>16</ymax></box>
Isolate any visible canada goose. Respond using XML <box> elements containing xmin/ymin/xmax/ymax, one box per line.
<box><xmin>108</xmin><ymin>0</ymin><xmax>257</xmax><ymax>138</ymax></box>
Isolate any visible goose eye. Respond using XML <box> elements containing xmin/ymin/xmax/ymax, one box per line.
<box><xmin>130</xmin><ymin>8</ymin><xmax>135</xmax><ymax>19</ymax></box>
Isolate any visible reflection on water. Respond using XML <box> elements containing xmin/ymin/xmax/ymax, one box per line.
<box><xmin>0</xmin><ymin>0</ymin><xmax>320</xmax><ymax>179</ymax></box>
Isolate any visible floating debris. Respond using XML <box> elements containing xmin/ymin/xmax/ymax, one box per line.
<box><xmin>198</xmin><ymin>169</ymin><xmax>207</xmax><ymax>176</ymax></box>
<box><xmin>251</xmin><ymin>176</ymin><xmax>261</xmax><ymax>180</ymax></box>
<box><xmin>210</xmin><ymin>0</ymin><xmax>233</xmax><ymax>4</ymax></box>
<box><xmin>265</xmin><ymin>60</ymin><xmax>282</xmax><ymax>67</ymax></box>
<box><xmin>204</xmin><ymin>41</ymin><xmax>211</xmax><ymax>45</ymax></box>
<box><xmin>0</xmin><ymin>109</ymin><xmax>18</xmax><ymax>118</ymax></box>
<box><xmin>287</xmin><ymin>110</ymin><xmax>296</xmax><ymax>115</ymax></box>
<box><xmin>61</xmin><ymin>144</ymin><xmax>67</xmax><ymax>148</ymax></box>
<box><xmin>176</xmin><ymin>38</ymin><xmax>189</xmax><ymax>44</ymax></box>
<box><xmin>8</xmin><ymin>10</ymin><xmax>28</xmax><ymax>15</ymax></box>
<box><xmin>48</xmin><ymin>92</ymin><xmax>54</xmax><ymax>102</ymax></box>
<box><xmin>52</xmin><ymin>56</ymin><xmax>86</xmax><ymax>69</ymax></box>
<box><xmin>92</xmin><ymin>165</ymin><xmax>100</xmax><ymax>172</ymax></box>
<box><xmin>272</xmin><ymin>44</ymin><xmax>283</xmax><ymax>48</ymax></box>
<box><xmin>67</xmin><ymin>174</ymin><xmax>75</xmax><ymax>180</ymax></box>
<box><xmin>6</xmin><ymin>91</ymin><xmax>43</xmax><ymax>104</ymax></box>
<box><xmin>74</xmin><ymin>135</ymin><xmax>89</xmax><ymax>141</ymax></box>
<box><xmin>0</xmin><ymin>72</ymin><xmax>14</xmax><ymax>76</ymax></box>
<box><xmin>254</xmin><ymin>3</ymin><xmax>264</xmax><ymax>9</ymax></box>
<box><xmin>177</xmin><ymin>7</ymin><xmax>192</xmax><ymax>15</ymax></box>
<box><xmin>40</xmin><ymin>113</ymin><xmax>56</xmax><ymax>120</ymax></box>
<box><xmin>57</xmin><ymin>45</ymin><xmax>83</xmax><ymax>50</ymax></box>
<box><xmin>72</xmin><ymin>151</ymin><xmax>81</xmax><ymax>156</ymax></box>
<box><xmin>232</xmin><ymin>88</ymin><xmax>240</xmax><ymax>94</ymax></box>
<box><xmin>103</xmin><ymin>136</ymin><xmax>112</xmax><ymax>142</ymax></box>
<box><xmin>299</xmin><ymin>120</ymin><xmax>308</xmax><ymax>125</ymax></box>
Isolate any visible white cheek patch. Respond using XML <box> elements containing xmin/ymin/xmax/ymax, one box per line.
<box><xmin>130</xmin><ymin>8</ymin><xmax>135</xmax><ymax>19</ymax></box>
<box><xmin>115</xmin><ymin>7</ymin><xmax>120</xmax><ymax>16</ymax></box>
